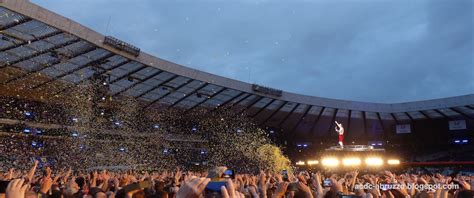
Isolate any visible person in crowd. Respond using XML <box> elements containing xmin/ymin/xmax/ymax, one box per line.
<box><xmin>0</xmin><ymin>161</ymin><xmax>472</xmax><ymax>198</ymax></box>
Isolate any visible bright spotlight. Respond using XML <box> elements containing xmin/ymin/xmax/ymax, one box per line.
<box><xmin>295</xmin><ymin>160</ymin><xmax>305</xmax><ymax>166</ymax></box>
<box><xmin>321</xmin><ymin>158</ymin><xmax>339</xmax><ymax>167</ymax></box>
<box><xmin>387</xmin><ymin>159</ymin><xmax>400</xmax><ymax>165</ymax></box>
<box><xmin>307</xmin><ymin>160</ymin><xmax>319</xmax><ymax>166</ymax></box>
<box><xmin>342</xmin><ymin>157</ymin><xmax>361</xmax><ymax>166</ymax></box>
<box><xmin>365</xmin><ymin>157</ymin><xmax>384</xmax><ymax>166</ymax></box>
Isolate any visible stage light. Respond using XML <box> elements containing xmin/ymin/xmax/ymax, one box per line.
<box><xmin>321</xmin><ymin>158</ymin><xmax>339</xmax><ymax>167</ymax></box>
<box><xmin>462</xmin><ymin>139</ymin><xmax>468</xmax><ymax>143</ymax></box>
<box><xmin>307</xmin><ymin>160</ymin><xmax>319</xmax><ymax>165</ymax></box>
<box><xmin>365</xmin><ymin>157</ymin><xmax>384</xmax><ymax>166</ymax></box>
<box><xmin>72</xmin><ymin>131</ymin><xmax>79</xmax><ymax>137</ymax></box>
<box><xmin>23</xmin><ymin>128</ymin><xmax>31</xmax><ymax>133</ymax></box>
<box><xmin>295</xmin><ymin>160</ymin><xmax>305</xmax><ymax>166</ymax></box>
<box><xmin>153</xmin><ymin>124</ymin><xmax>160</xmax><ymax>129</ymax></box>
<box><xmin>454</xmin><ymin>140</ymin><xmax>460</xmax><ymax>143</ymax></box>
<box><xmin>343</xmin><ymin>157</ymin><xmax>361</xmax><ymax>166</ymax></box>
<box><xmin>71</xmin><ymin>117</ymin><xmax>78</xmax><ymax>122</ymax></box>
<box><xmin>387</xmin><ymin>159</ymin><xmax>400</xmax><ymax>165</ymax></box>
<box><xmin>236</xmin><ymin>128</ymin><xmax>242</xmax><ymax>133</ymax></box>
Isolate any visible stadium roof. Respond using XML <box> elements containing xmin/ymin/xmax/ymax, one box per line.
<box><xmin>0</xmin><ymin>0</ymin><xmax>473</xmax><ymax>136</ymax></box>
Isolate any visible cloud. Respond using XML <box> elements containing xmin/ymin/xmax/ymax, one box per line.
<box><xmin>32</xmin><ymin>0</ymin><xmax>473</xmax><ymax>103</ymax></box>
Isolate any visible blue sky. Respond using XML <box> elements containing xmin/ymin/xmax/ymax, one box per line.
<box><xmin>32</xmin><ymin>0</ymin><xmax>473</xmax><ymax>103</ymax></box>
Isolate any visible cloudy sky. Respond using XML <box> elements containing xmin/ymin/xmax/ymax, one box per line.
<box><xmin>32</xmin><ymin>0</ymin><xmax>473</xmax><ymax>103</ymax></box>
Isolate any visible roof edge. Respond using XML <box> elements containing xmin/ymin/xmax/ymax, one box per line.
<box><xmin>1</xmin><ymin>0</ymin><xmax>473</xmax><ymax>112</ymax></box>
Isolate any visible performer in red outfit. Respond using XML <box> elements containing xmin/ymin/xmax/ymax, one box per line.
<box><xmin>335</xmin><ymin>121</ymin><xmax>344</xmax><ymax>148</ymax></box>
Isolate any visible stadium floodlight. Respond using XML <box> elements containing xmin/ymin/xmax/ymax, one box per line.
<box><xmin>295</xmin><ymin>161</ymin><xmax>305</xmax><ymax>166</ymax></box>
<box><xmin>365</xmin><ymin>157</ymin><xmax>384</xmax><ymax>166</ymax></box>
<box><xmin>307</xmin><ymin>160</ymin><xmax>319</xmax><ymax>166</ymax></box>
<box><xmin>387</xmin><ymin>159</ymin><xmax>400</xmax><ymax>165</ymax></box>
<box><xmin>342</xmin><ymin>157</ymin><xmax>361</xmax><ymax>166</ymax></box>
<box><xmin>321</xmin><ymin>157</ymin><xmax>339</xmax><ymax>167</ymax></box>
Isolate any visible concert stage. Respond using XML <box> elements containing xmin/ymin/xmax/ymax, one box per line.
<box><xmin>294</xmin><ymin>145</ymin><xmax>400</xmax><ymax>169</ymax></box>
<box><xmin>296</xmin><ymin>145</ymin><xmax>473</xmax><ymax>169</ymax></box>
<box><xmin>325</xmin><ymin>145</ymin><xmax>385</xmax><ymax>152</ymax></box>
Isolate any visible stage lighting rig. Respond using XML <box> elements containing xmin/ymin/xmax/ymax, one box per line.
<box><xmin>342</xmin><ymin>157</ymin><xmax>361</xmax><ymax>166</ymax></box>
<box><xmin>387</xmin><ymin>159</ymin><xmax>400</xmax><ymax>165</ymax></box>
<box><xmin>321</xmin><ymin>157</ymin><xmax>339</xmax><ymax>167</ymax></box>
<box><xmin>365</xmin><ymin>157</ymin><xmax>384</xmax><ymax>166</ymax></box>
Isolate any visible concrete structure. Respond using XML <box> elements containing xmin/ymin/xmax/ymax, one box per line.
<box><xmin>0</xmin><ymin>0</ymin><xmax>473</xmax><ymax>145</ymax></box>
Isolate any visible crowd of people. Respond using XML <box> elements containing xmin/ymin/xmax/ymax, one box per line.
<box><xmin>0</xmin><ymin>161</ymin><xmax>473</xmax><ymax>198</ymax></box>
<box><xmin>0</xmin><ymin>134</ymin><xmax>181</xmax><ymax>171</ymax></box>
<box><xmin>0</xmin><ymin>97</ymin><xmax>473</xmax><ymax>198</ymax></box>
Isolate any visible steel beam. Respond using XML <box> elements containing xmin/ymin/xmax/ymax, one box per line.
<box><xmin>31</xmin><ymin>52</ymin><xmax>115</xmax><ymax>89</ymax></box>
<box><xmin>111</xmin><ymin>70</ymin><xmax>163</xmax><ymax>97</ymax></box>
<box><xmin>134</xmin><ymin>75</ymin><xmax>178</xmax><ymax>99</ymax></box>
<box><xmin>250</xmin><ymin>99</ymin><xmax>275</xmax><ymax>117</ymax></box>
<box><xmin>164</xmin><ymin>82</ymin><xmax>209</xmax><ymax>109</ymax></box>
<box><xmin>259</xmin><ymin>101</ymin><xmax>288</xmax><ymax>126</ymax></box>
<box><xmin>277</xmin><ymin>103</ymin><xmax>299</xmax><ymax>128</ymax></box>
<box><xmin>184</xmin><ymin>87</ymin><xmax>227</xmax><ymax>113</ymax></box>
<box><xmin>142</xmin><ymin>79</ymin><xmax>193</xmax><ymax>109</ymax></box>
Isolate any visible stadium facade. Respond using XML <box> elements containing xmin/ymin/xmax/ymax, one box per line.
<box><xmin>1</xmin><ymin>0</ymin><xmax>473</xmax><ymax>160</ymax></box>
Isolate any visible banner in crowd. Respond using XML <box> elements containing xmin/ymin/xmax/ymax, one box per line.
<box><xmin>30</xmin><ymin>157</ymin><xmax>55</xmax><ymax>168</ymax></box>
<box><xmin>396</xmin><ymin>124</ymin><xmax>411</xmax><ymax>134</ymax></box>
<box><xmin>448</xmin><ymin>120</ymin><xmax>466</xmax><ymax>131</ymax></box>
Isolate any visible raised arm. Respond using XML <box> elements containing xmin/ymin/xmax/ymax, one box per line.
<box><xmin>27</xmin><ymin>160</ymin><xmax>39</xmax><ymax>183</ymax></box>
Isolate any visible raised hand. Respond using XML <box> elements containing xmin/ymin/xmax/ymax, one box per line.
<box><xmin>311</xmin><ymin>172</ymin><xmax>323</xmax><ymax>197</ymax></box>
<box><xmin>221</xmin><ymin>179</ymin><xmax>245</xmax><ymax>198</ymax></box>
<box><xmin>174</xmin><ymin>168</ymin><xmax>182</xmax><ymax>185</ymax></box>
<box><xmin>257</xmin><ymin>171</ymin><xmax>267</xmax><ymax>197</ymax></box>
<box><xmin>91</xmin><ymin>171</ymin><xmax>98</xmax><ymax>188</ymax></box>
<box><xmin>247</xmin><ymin>185</ymin><xmax>259</xmax><ymax>198</ymax></box>
<box><xmin>40</xmin><ymin>176</ymin><xmax>53</xmax><ymax>194</ymax></box>
<box><xmin>296</xmin><ymin>182</ymin><xmax>313</xmax><ymax>198</ymax></box>
<box><xmin>272</xmin><ymin>182</ymin><xmax>289</xmax><ymax>198</ymax></box>
<box><xmin>27</xmin><ymin>160</ymin><xmax>39</xmax><ymax>183</ymax></box>
<box><xmin>7</xmin><ymin>168</ymin><xmax>14</xmax><ymax>180</ymax></box>
<box><xmin>330</xmin><ymin>178</ymin><xmax>343</xmax><ymax>195</ymax></box>
<box><xmin>176</xmin><ymin>177</ymin><xmax>210</xmax><ymax>198</ymax></box>
<box><xmin>6</xmin><ymin>179</ymin><xmax>29</xmax><ymax>198</ymax></box>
